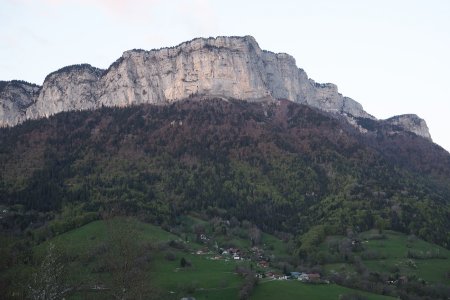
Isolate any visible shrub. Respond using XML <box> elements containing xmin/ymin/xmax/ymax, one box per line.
<box><xmin>180</xmin><ymin>257</ymin><xmax>191</xmax><ymax>268</ymax></box>
<box><xmin>168</xmin><ymin>240</ymin><xmax>187</xmax><ymax>250</ymax></box>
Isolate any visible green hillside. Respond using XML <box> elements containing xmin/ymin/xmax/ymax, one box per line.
<box><xmin>320</xmin><ymin>230</ymin><xmax>450</xmax><ymax>284</ymax></box>
<box><xmin>1</xmin><ymin>218</ymin><xmax>408</xmax><ymax>300</ymax></box>
<box><xmin>1</xmin><ymin>100</ymin><xmax>449</xmax><ymax>249</ymax></box>
<box><xmin>252</xmin><ymin>281</ymin><xmax>393</xmax><ymax>300</ymax></box>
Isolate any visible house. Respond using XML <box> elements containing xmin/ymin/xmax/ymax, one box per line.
<box><xmin>298</xmin><ymin>273</ymin><xmax>309</xmax><ymax>281</ymax></box>
<box><xmin>270</xmin><ymin>273</ymin><xmax>286</xmax><ymax>280</ymax></box>
<box><xmin>258</xmin><ymin>260</ymin><xmax>269</xmax><ymax>268</ymax></box>
<box><xmin>307</xmin><ymin>273</ymin><xmax>321</xmax><ymax>282</ymax></box>
<box><xmin>290</xmin><ymin>272</ymin><xmax>301</xmax><ymax>279</ymax></box>
<box><xmin>398</xmin><ymin>276</ymin><xmax>408</xmax><ymax>284</ymax></box>
<box><xmin>196</xmin><ymin>247</ymin><xmax>209</xmax><ymax>255</ymax></box>
<box><xmin>227</xmin><ymin>248</ymin><xmax>240</xmax><ymax>255</ymax></box>
<box><xmin>251</xmin><ymin>246</ymin><xmax>263</xmax><ymax>255</ymax></box>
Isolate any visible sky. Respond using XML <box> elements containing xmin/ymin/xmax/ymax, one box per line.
<box><xmin>1</xmin><ymin>0</ymin><xmax>450</xmax><ymax>152</ymax></box>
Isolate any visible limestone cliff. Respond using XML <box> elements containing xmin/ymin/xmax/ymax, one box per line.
<box><xmin>96</xmin><ymin>36</ymin><xmax>371</xmax><ymax>119</ymax></box>
<box><xmin>385</xmin><ymin>114</ymin><xmax>432</xmax><ymax>141</ymax></box>
<box><xmin>26</xmin><ymin>64</ymin><xmax>103</xmax><ymax>119</ymax></box>
<box><xmin>0</xmin><ymin>35</ymin><xmax>431</xmax><ymax>140</ymax></box>
<box><xmin>0</xmin><ymin>80</ymin><xmax>40</xmax><ymax>127</ymax></box>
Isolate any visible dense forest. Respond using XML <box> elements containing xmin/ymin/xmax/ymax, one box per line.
<box><xmin>1</xmin><ymin>98</ymin><xmax>449</xmax><ymax>252</ymax></box>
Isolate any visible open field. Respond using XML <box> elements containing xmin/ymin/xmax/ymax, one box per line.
<box><xmin>322</xmin><ymin>230</ymin><xmax>450</xmax><ymax>285</ymax></box>
<box><xmin>251</xmin><ymin>281</ymin><xmax>395</xmax><ymax>300</ymax></box>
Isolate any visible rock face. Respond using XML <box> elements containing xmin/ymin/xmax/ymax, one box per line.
<box><xmin>0</xmin><ymin>81</ymin><xmax>40</xmax><ymax>127</ymax></box>
<box><xmin>0</xmin><ymin>35</ymin><xmax>432</xmax><ymax>140</ymax></box>
<box><xmin>97</xmin><ymin>36</ymin><xmax>372</xmax><ymax>119</ymax></box>
<box><xmin>386</xmin><ymin>114</ymin><xmax>432</xmax><ymax>141</ymax></box>
<box><xmin>26</xmin><ymin>64</ymin><xmax>103</xmax><ymax>119</ymax></box>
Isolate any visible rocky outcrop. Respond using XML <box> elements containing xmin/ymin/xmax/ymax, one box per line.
<box><xmin>97</xmin><ymin>36</ymin><xmax>372</xmax><ymax>119</ymax></box>
<box><xmin>0</xmin><ymin>35</ymin><xmax>431</xmax><ymax>140</ymax></box>
<box><xmin>0</xmin><ymin>81</ymin><xmax>40</xmax><ymax>127</ymax></box>
<box><xmin>385</xmin><ymin>114</ymin><xmax>432</xmax><ymax>141</ymax></box>
<box><xmin>26</xmin><ymin>64</ymin><xmax>103</xmax><ymax>119</ymax></box>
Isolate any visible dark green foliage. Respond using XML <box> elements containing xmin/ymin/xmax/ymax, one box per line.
<box><xmin>0</xmin><ymin>99</ymin><xmax>449</xmax><ymax>251</ymax></box>
<box><xmin>180</xmin><ymin>257</ymin><xmax>190</xmax><ymax>268</ymax></box>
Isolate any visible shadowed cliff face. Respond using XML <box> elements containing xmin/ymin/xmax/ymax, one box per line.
<box><xmin>0</xmin><ymin>36</ymin><xmax>431</xmax><ymax>140</ymax></box>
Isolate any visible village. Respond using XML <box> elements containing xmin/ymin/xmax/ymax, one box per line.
<box><xmin>192</xmin><ymin>233</ymin><xmax>327</xmax><ymax>284</ymax></box>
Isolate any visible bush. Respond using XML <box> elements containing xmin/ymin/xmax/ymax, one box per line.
<box><xmin>180</xmin><ymin>257</ymin><xmax>191</xmax><ymax>268</ymax></box>
<box><xmin>47</xmin><ymin>212</ymin><xmax>99</xmax><ymax>237</ymax></box>
<box><xmin>168</xmin><ymin>240</ymin><xmax>187</xmax><ymax>250</ymax></box>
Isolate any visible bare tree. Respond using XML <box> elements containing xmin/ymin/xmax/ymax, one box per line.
<box><xmin>249</xmin><ymin>225</ymin><xmax>261</xmax><ymax>246</ymax></box>
<box><xmin>103</xmin><ymin>217</ymin><xmax>158</xmax><ymax>300</ymax></box>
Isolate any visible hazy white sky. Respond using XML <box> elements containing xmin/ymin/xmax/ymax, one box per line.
<box><xmin>1</xmin><ymin>0</ymin><xmax>450</xmax><ymax>151</ymax></box>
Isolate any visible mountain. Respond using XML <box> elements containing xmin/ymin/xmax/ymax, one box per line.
<box><xmin>1</xmin><ymin>35</ymin><xmax>448</xmax><ymax>245</ymax></box>
<box><xmin>1</xmin><ymin>36</ymin><xmax>449</xmax><ymax>300</ymax></box>
<box><xmin>0</xmin><ymin>36</ymin><xmax>430</xmax><ymax>141</ymax></box>
<box><xmin>1</xmin><ymin>99</ymin><xmax>449</xmax><ymax>248</ymax></box>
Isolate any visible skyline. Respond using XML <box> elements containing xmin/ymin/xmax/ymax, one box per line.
<box><xmin>1</xmin><ymin>0</ymin><xmax>449</xmax><ymax>151</ymax></box>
